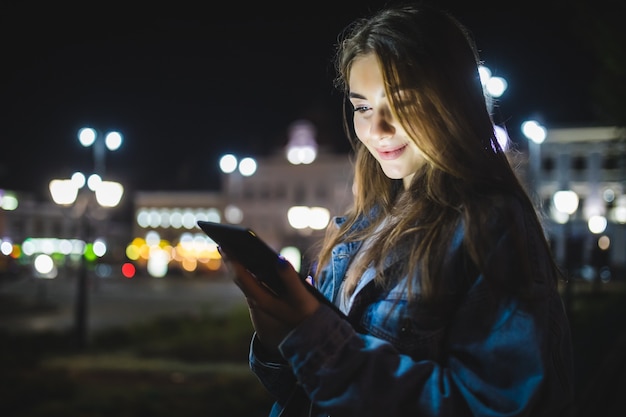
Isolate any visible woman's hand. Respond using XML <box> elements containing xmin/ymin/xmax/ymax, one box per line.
<box><xmin>224</xmin><ymin>253</ymin><xmax>321</xmax><ymax>352</ymax></box>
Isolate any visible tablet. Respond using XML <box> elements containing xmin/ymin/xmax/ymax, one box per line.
<box><xmin>196</xmin><ymin>221</ymin><xmax>348</xmax><ymax>319</ymax></box>
<box><xmin>197</xmin><ymin>221</ymin><xmax>287</xmax><ymax>296</ymax></box>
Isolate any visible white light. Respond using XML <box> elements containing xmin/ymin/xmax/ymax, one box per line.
<box><xmin>239</xmin><ymin>157</ymin><xmax>257</xmax><ymax>176</ymax></box>
<box><xmin>179</xmin><ymin>232</ymin><xmax>193</xmax><ymax>249</ymax></box>
<box><xmin>147</xmin><ymin>248</ymin><xmax>169</xmax><ymax>278</ymax></box>
<box><xmin>93</xmin><ymin>239</ymin><xmax>107</xmax><ymax>257</ymax></box>
<box><xmin>73</xmin><ymin>240</ymin><xmax>86</xmax><ymax>256</ymax></box>
<box><xmin>224</xmin><ymin>205</ymin><xmax>243</xmax><ymax>224</ymax></box>
<box><xmin>286</xmin><ymin>120</ymin><xmax>318</xmax><ymax>165</ymax></box>
<box><xmin>145</xmin><ymin>230</ymin><xmax>160</xmax><ymax>246</ymax></box>
<box><xmin>182</xmin><ymin>210</ymin><xmax>196</xmax><ymax>229</ymax></box>
<box><xmin>521</xmin><ymin>120</ymin><xmax>547</xmax><ymax>144</ymax></box>
<box><xmin>34</xmin><ymin>253</ymin><xmax>57</xmax><ymax>278</ymax></box>
<box><xmin>71</xmin><ymin>172</ymin><xmax>86</xmax><ymax>188</ymax></box>
<box><xmin>59</xmin><ymin>239</ymin><xmax>73</xmax><ymax>255</ymax></box>
<box><xmin>87</xmin><ymin>174</ymin><xmax>102</xmax><ymax>191</ymax></box>
<box><xmin>287</xmin><ymin>147</ymin><xmax>303</xmax><ymax>165</ymax></box>
<box><xmin>280</xmin><ymin>246</ymin><xmax>302</xmax><ymax>273</ymax></box>
<box><xmin>170</xmin><ymin>211</ymin><xmax>183</xmax><ymax>228</ymax></box>
<box><xmin>478</xmin><ymin>65</ymin><xmax>492</xmax><ymax>85</ymax></box>
<box><xmin>309</xmin><ymin>207</ymin><xmax>330</xmax><ymax>230</ymax></box>
<box><xmin>553</xmin><ymin>190</ymin><xmax>579</xmax><ymax>215</ymax></box>
<box><xmin>137</xmin><ymin>210</ymin><xmax>150</xmax><ymax>228</ymax></box>
<box><xmin>613</xmin><ymin>205</ymin><xmax>626</xmax><ymax>223</ymax></box>
<box><xmin>41</xmin><ymin>239</ymin><xmax>55</xmax><ymax>254</ymax></box>
<box><xmin>205</xmin><ymin>208</ymin><xmax>221</xmax><ymax>223</ymax></box>
<box><xmin>159</xmin><ymin>209</ymin><xmax>171</xmax><ymax>228</ymax></box>
<box><xmin>49</xmin><ymin>179</ymin><xmax>79</xmax><ymax>205</ymax></box>
<box><xmin>588</xmin><ymin>215</ymin><xmax>607</xmax><ymax>234</ymax></box>
<box><xmin>94</xmin><ymin>180</ymin><xmax>124</xmax><ymax>207</ymax></box>
<box><xmin>493</xmin><ymin>125</ymin><xmax>509</xmax><ymax>150</ymax></box>
<box><xmin>22</xmin><ymin>240</ymin><xmax>35</xmax><ymax>256</ymax></box>
<box><xmin>486</xmin><ymin>76</ymin><xmax>508</xmax><ymax>98</ymax></box>
<box><xmin>0</xmin><ymin>193</ymin><xmax>18</xmax><ymax>210</ymax></box>
<box><xmin>105</xmin><ymin>131</ymin><xmax>123</xmax><ymax>151</ymax></box>
<box><xmin>288</xmin><ymin>206</ymin><xmax>310</xmax><ymax>229</ymax></box>
<box><xmin>287</xmin><ymin>146</ymin><xmax>317</xmax><ymax>165</ymax></box>
<box><xmin>1</xmin><ymin>241</ymin><xmax>13</xmax><ymax>255</ymax></box>
<box><xmin>219</xmin><ymin>154</ymin><xmax>238</xmax><ymax>174</ymax></box>
<box><xmin>78</xmin><ymin>127</ymin><xmax>97</xmax><ymax>147</ymax></box>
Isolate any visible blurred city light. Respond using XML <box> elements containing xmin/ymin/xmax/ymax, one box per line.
<box><xmin>478</xmin><ymin>65</ymin><xmax>508</xmax><ymax>97</ymax></box>
<box><xmin>94</xmin><ymin>180</ymin><xmax>124</xmax><ymax>207</ymax></box>
<box><xmin>224</xmin><ymin>205</ymin><xmax>243</xmax><ymax>224</ymax></box>
<box><xmin>122</xmin><ymin>262</ymin><xmax>136</xmax><ymax>278</ymax></box>
<box><xmin>280</xmin><ymin>246</ymin><xmax>302</xmax><ymax>273</ymax></box>
<box><xmin>598</xmin><ymin>235</ymin><xmax>611</xmax><ymax>250</ymax></box>
<box><xmin>0</xmin><ymin>190</ymin><xmax>19</xmax><ymax>210</ymax></box>
<box><xmin>485</xmin><ymin>76</ymin><xmax>508</xmax><ymax>98</ymax></box>
<box><xmin>1</xmin><ymin>240</ymin><xmax>14</xmax><ymax>255</ymax></box>
<box><xmin>78</xmin><ymin>127</ymin><xmax>97</xmax><ymax>147</ymax></box>
<box><xmin>286</xmin><ymin>120</ymin><xmax>318</xmax><ymax>165</ymax></box>
<box><xmin>553</xmin><ymin>190</ymin><xmax>580</xmax><ymax>215</ymax></box>
<box><xmin>104</xmin><ymin>131</ymin><xmax>123</xmax><ymax>151</ymax></box>
<box><xmin>239</xmin><ymin>157</ymin><xmax>257</xmax><ymax>176</ymax></box>
<box><xmin>87</xmin><ymin>173</ymin><xmax>102</xmax><ymax>191</ymax></box>
<box><xmin>219</xmin><ymin>154</ymin><xmax>257</xmax><ymax>176</ymax></box>
<box><xmin>288</xmin><ymin>206</ymin><xmax>330</xmax><ymax>230</ymax></box>
<box><xmin>77</xmin><ymin>127</ymin><xmax>123</xmax><ymax>175</ymax></box>
<box><xmin>49</xmin><ymin>179</ymin><xmax>79</xmax><ymax>205</ymax></box>
<box><xmin>33</xmin><ymin>253</ymin><xmax>57</xmax><ymax>278</ymax></box>
<box><xmin>78</xmin><ymin>127</ymin><xmax>123</xmax><ymax>151</ymax></box>
<box><xmin>522</xmin><ymin>120</ymin><xmax>547</xmax><ymax>144</ymax></box>
<box><xmin>219</xmin><ymin>154</ymin><xmax>238</xmax><ymax>173</ymax></box>
<box><xmin>93</xmin><ymin>239</ymin><xmax>107</xmax><ymax>257</ymax></box>
<box><xmin>136</xmin><ymin>207</ymin><xmax>221</xmax><ymax>229</ymax></box>
<box><xmin>588</xmin><ymin>215</ymin><xmax>608</xmax><ymax>234</ymax></box>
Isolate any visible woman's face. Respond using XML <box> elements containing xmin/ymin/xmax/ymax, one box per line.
<box><xmin>348</xmin><ymin>53</ymin><xmax>425</xmax><ymax>189</ymax></box>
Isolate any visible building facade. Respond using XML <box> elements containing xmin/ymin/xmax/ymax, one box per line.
<box><xmin>526</xmin><ymin>126</ymin><xmax>626</xmax><ymax>279</ymax></box>
<box><xmin>3</xmin><ymin>126</ymin><xmax>625</xmax><ymax>281</ymax></box>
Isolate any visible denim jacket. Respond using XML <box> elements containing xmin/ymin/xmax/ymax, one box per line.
<box><xmin>250</xmin><ymin>198</ymin><xmax>574</xmax><ymax>417</ymax></box>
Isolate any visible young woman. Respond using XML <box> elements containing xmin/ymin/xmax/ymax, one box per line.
<box><xmin>225</xmin><ymin>3</ymin><xmax>575</xmax><ymax>416</ymax></box>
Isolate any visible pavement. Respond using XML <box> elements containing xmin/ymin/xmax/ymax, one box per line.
<box><xmin>1</xmin><ymin>273</ymin><xmax>626</xmax><ymax>416</ymax></box>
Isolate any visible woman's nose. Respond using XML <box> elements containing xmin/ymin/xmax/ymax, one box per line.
<box><xmin>370</xmin><ymin>108</ymin><xmax>395</xmax><ymax>139</ymax></box>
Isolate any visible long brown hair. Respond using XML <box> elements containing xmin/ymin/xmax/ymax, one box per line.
<box><xmin>314</xmin><ymin>2</ymin><xmax>561</xmax><ymax>306</ymax></box>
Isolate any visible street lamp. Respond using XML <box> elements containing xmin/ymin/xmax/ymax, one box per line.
<box><xmin>479</xmin><ymin>65</ymin><xmax>508</xmax><ymax>114</ymax></box>
<box><xmin>522</xmin><ymin>120</ymin><xmax>547</xmax><ymax>196</ymax></box>
<box><xmin>552</xmin><ymin>189</ymin><xmax>579</xmax><ymax>315</ymax></box>
<box><xmin>49</xmin><ymin>172</ymin><xmax>124</xmax><ymax>348</ymax></box>
<box><xmin>218</xmin><ymin>154</ymin><xmax>257</xmax><ymax>223</ymax></box>
<box><xmin>479</xmin><ymin>66</ymin><xmax>510</xmax><ymax>151</ymax></box>
<box><xmin>286</xmin><ymin>120</ymin><xmax>318</xmax><ymax>165</ymax></box>
<box><xmin>78</xmin><ymin>127</ymin><xmax>123</xmax><ymax>176</ymax></box>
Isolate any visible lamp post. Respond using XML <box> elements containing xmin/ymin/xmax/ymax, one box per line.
<box><xmin>78</xmin><ymin>127</ymin><xmax>123</xmax><ymax>176</ymax></box>
<box><xmin>522</xmin><ymin>120</ymin><xmax>547</xmax><ymax>197</ymax></box>
<box><xmin>552</xmin><ymin>189</ymin><xmax>579</xmax><ymax>316</ymax></box>
<box><xmin>48</xmin><ymin>126</ymin><xmax>123</xmax><ymax>349</ymax></box>
<box><xmin>478</xmin><ymin>65</ymin><xmax>508</xmax><ymax>114</ymax></box>
<box><xmin>50</xmin><ymin>172</ymin><xmax>124</xmax><ymax>348</ymax></box>
<box><xmin>218</xmin><ymin>154</ymin><xmax>256</xmax><ymax>224</ymax></box>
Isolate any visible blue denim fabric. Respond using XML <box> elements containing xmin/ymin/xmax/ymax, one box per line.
<box><xmin>250</xmin><ymin>201</ymin><xmax>575</xmax><ymax>417</ymax></box>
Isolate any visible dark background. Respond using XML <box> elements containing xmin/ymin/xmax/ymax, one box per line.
<box><xmin>1</xmin><ymin>0</ymin><xmax>623</xmax><ymax>196</ymax></box>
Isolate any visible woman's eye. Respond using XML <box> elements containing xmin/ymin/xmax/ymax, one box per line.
<box><xmin>353</xmin><ymin>106</ymin><xmax>370</xmax><ymax>113</ymax></box>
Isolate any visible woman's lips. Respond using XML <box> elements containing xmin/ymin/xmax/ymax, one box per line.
<box><xmin>376</xmin><ymin>144</ymin><xmax>407</xmax><ymax>160</ymax></box>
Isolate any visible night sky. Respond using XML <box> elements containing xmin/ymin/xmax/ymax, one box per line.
<box><xmin>0</xmin><ymin>0</ymin><xmax>603</xmax><ymax>197</ymax></box>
